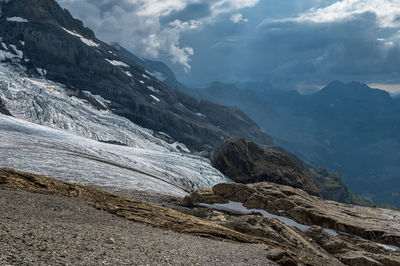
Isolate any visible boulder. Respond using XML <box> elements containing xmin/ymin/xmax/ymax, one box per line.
<box><xmin>213</xmin><ymin>138</ymin><xmax>320</xmax><ymax>196</ymax></box>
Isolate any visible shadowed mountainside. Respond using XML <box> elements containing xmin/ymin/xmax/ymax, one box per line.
<box><xmin>0</xmin><ymin>0</ymin><xmax>273</xmax><ymax>151</ymax></box>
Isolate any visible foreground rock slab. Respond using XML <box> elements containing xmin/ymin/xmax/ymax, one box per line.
<box><xmin>0</xmin><ymin>168</ymin><xmax>344</xmax><ymax>265</ymax></box>
<box><xmin>0</xmin><ymin>168</ymin><xmax>259</xmax><ymax>244</ymax></box>
<box><xmin>185</xmin><ymin>182</ymin><xmax>400</xmax><ymax>265</ymax></box>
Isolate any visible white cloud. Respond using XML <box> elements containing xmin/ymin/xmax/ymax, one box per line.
<box><xmin>230</xmin><ymin>13</ymin><xmax>248</xmax><ymax>23</ymax></box>
<box><xmin>57</xmin><ymin>0</ymin><xmax>259</xmax><ymax>72</ymax></box>
<box><xmin>211</xmin><ymin>0</ymin><xmax>259</xmax><ymax>15</ymax></box>
<box><xmin>368</xmin><ymin>83</ymin><xmax>400</xmax><ymax>94</ymax></box>
<box><xmin>284</xmin><ymin>0</ymin><xmax>400</xmax><ymax>28</ymax></box>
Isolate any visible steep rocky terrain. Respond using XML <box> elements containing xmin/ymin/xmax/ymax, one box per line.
<box><xmin>212</xmin><ymin>138</ymin><xmax>321</xmax><ymax>197</ymax></box>
<box><xmin>0</xmin><ymin>0</ymin><xmax>273</xmax><ymax>151</ymax></box>
<box><xmin>112</xmin><ymin>42</ymin><xmax>187</xmax><ymax>92</ymax></box>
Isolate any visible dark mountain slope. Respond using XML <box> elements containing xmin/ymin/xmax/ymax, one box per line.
<box><xmin>112</xmin><ymin>51</ymin><xmax>379</xmax><ymax>206</ymax></box>
<box><xmin>0</xmin><ymin>0</ymin><xmax>273</xmax><ymax>151</ymax></box>
<box><xmin>190</xmin><ymin>80</ymin><xmax>400</xmax><ymax>207</ymax></box>
<box><xmin>212</xmin><ymin>138</ymin><xmax>321</xmax><ymax>197</ymax></box>
<box><xmin>112</xmin><ymin>42</ymin><xmax>187</xmax><ymax>91</ymax></box>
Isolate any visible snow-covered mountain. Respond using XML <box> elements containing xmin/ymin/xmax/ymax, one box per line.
<box><xmin>0</xmin><ymin>56</ymin><xmax>233</xmax><ymax>196</ymax></box>
<box><xmin>0</xmin><ymin>0</ymin><xmax>273</xmax><ymax>151</ymax></box>
<box><xmin>0</xmin><ymin>0</ymin><xmax>274</xmax><ymax>197</ymax></box>
<box><xmin>0</xmin><ymin>63</ymin><xmax>186</xmax><ymax>151</ymax></box>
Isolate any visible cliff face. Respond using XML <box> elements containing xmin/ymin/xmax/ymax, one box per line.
<box><xmin>0</xmin><ymin>0</ymin><xmax>274</xmax><ymax>151</ymax></box>
<box><xmin>212</xmin><ymin>138</ymin><xmax>321</xmax><ymax>197</ymax></box>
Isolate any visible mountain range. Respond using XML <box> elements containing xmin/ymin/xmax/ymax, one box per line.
<box><xmin>183</xmin><ymin>80</ymin><xmax>400</xmax><ymax>207</ymax></box>
<box><xmin>1</xmin><ymin>0</ymin><xmax>400</xmax><ymax>264</ymax></box>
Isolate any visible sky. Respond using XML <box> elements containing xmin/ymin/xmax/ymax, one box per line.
<box><xmin>57</xmin><ymin>0</ymin><xmax>400</xmax><ymax>94</ymax></box>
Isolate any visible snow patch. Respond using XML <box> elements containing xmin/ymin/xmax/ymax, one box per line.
<box><xmin>105</xmin><ymin>59</ymin><xmax>129</xmax><ymax>67</ymax></box>
<box><xmin>62</xmin><ymin>27</ymin><xmax>99</xmax><ymax>47</ymax></box>
<box><xmin>125</xmin><ymin>71</ymin><xmax>132</xmax><ymax>77</ymax></box>
<box><xmin>150</xmin><ymin>94</ymin><xmax>160</xmax><ymax>102</ymax></box>
<box><xmin>7</xmin><ymin>17</ymin><xmax>28</xmax><ymax>23</ymax></box>
<box><xmin>158</xmin><ymin>131</ymin><xmax>172</xmax><ymax>139</ymax></box>
<box><xmin>376</xmin><ymin>243</ymin><xmax>398</xmax><ymax>251</ymax></box>
<box><xmin>142</xmin><ymin>74</ymin><xmax>150</xmax><ymax>79</ymax></box>
<box><xmin>146</xmin><ymin>70</ymin><xmax>166</xmax><ymax>81</ymax></box>
<box><xmin>82</xmin><ymin>90</ymin><xmax>111</xmax><ymax>109</ymax></box>
<box><xmin>195</xmin><ymin>112</ymin><xmax>207</xmax><ymax>119</ymax></box>
<box><xmin>36</xmin><ymin>68</ymin><xmax>47</xmax><ymax>77</ymax></box>
<box><xmin>199</xmin><ymin>201</ymin><xmax>311</xmax><ymax>232</ymax></box>
<box><xmin>170</xmin><ymin>142</ymin><xmax>191</xmax><ymax>153</ymax></box>
<box><xmin>0</xmin><ymin>50</ymin><xmax>16</xmax><ymax>61</ymax></box>
<box><xmin>9</xmin><ymin>45</ymin><xmax>23</xmax><ymax>59</ymax></box>
<box><xmin>147</xmin><ymin>86</ymin><xmax>159</xmax><ymax>93</ymax></box>
<box><xmin>199</xmin><ymin>201</ymin><xmax>400</xmax><ymax>251</ymax></box>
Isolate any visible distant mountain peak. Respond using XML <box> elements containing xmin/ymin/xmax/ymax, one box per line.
<box><xmin>317</xmin><ymin>80</ymin><xmax>392</xmax><ymax>102</ymax></box>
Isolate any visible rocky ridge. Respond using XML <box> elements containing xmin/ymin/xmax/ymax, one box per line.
<box><xmin>185</xmin><ymin>182</ymin><xmax>400</xmax><ymax>265</ymax></box>
<box><xmin>212</xmin><ymin>138</ymin><xmax>321</xmax><ymax>197</ymax></box>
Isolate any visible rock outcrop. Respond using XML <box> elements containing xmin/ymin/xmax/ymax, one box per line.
<box><xmin>213</xmin><ymin>138</ymin><xmax>320</xmax><ymax>196</ymax></box>
<box><xmin>0</xmin><ymin>168</ymin><xmax>340</xmax><ymax>265</ymax></box>
<box><xmin>0</xmin><ymin>168</ymin><xmax>259</xmax><ymax>244</ymax></box>
<box><xmin>3</xmin><ymin>168</ymin><xmax>400</xmax><ymax>265</ymax></box>
<box><xmin>0</xmin><ymin>98</ymin><xmax>11</xmax><ymax>116</ymax></box>
<box><xmin>185</xmin><ymin>182</ymin><xmax>400</xmax><ymax>265</ymax></box>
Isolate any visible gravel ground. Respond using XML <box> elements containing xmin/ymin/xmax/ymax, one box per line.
<box><xmin>0</xmin><ymin>190</ymin><xmax>277</xmax><ymax>266</ymax></box>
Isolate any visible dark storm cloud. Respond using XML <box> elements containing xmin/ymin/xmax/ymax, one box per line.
<box><xmin>56</xmin><ymin>0</ymin><xmax>400</xmax><ymax>92</ymax></box>
<box><xmin>175</xmin><ymin>5</ymin><xmax>400</xmax><ymax>92</ymax></box>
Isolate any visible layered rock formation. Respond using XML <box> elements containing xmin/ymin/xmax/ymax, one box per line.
<box><xmin>185</xmin><ymin>182</ymin><xmax>400</xmax><ymax>265</ymax></box>
<box><xmin>0</xmin><ymin>168</ymin><xmax>256</xmax><ymax>243</ymax></box>
<box><xmin>3</xmin><ymin>168</ymin><xmax>400</xmax><ymax>265</ymax></box>
<box><xmin>213</xmin><ymin>138</ymin><xmax>321</xmax><ymax>196</ymax></box>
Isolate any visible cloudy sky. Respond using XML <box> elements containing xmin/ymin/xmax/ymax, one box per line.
<box><xmin>57</xmin><ymin>0</ymin><xmax>400</xmax><ymax>94</ymax></box>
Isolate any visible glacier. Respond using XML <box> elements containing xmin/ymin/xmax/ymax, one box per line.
<box><xmin>0</xmin><ymin>63</ymin><xmax>232</xmax><ymax>196</ymax></box>
<box><xmin>0</xmin><ymin>63</ymin><xmax>177</xmax><ymax>150</ymax></box>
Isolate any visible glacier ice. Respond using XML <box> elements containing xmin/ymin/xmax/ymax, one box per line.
<box><xmin>0</xmin><ymin>63</ymin><xmax>232</xmax><ymax>196</ymax></box>
<box><xmin>0</xmin><ymin>63</ymin><xmax>175</xmax><ymax>150</ymax></box>
<box><xmin>0</xmin><ymin>114</ymin><xmax>231</xmax><ymax>196</ymax></box>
